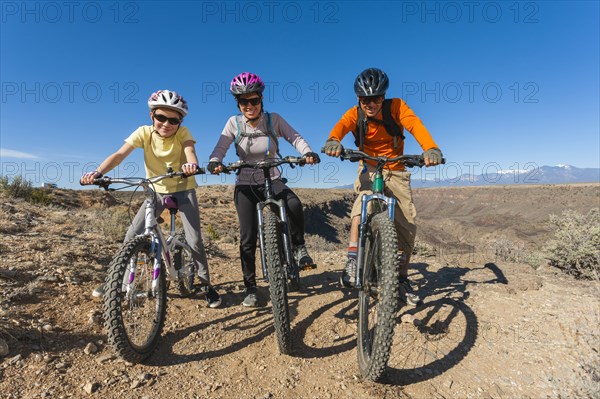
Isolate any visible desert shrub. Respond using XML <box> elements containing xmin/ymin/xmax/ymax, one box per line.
<box><xmin>87</xmin><ymin>206</ymin><xmax>131</xmax><ymax>242</ymax></box>
<box><xmin>486</xmin><ymin>237</ymin><xmax>526</xmax><ymax>263</ymax></box>
<box><xmin>205</xmin><ymin>224</ymin><xmax>221</xmax><ymax>241</ymax></box>
<box><xmin>0</xmin><ymin>175</ymin><xmax>52</xmax><ymax>205</ymax></box>
<box><xmin>544</xmin><ymin>209</ymin><xmax>599</xmax><ymax>280</ymax></box>
<box><xmin>412</xmin><ymin>240</ymin><xmax>437</xmax><ymax>257</ymax></box>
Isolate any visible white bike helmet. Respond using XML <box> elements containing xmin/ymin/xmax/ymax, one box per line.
<box><xmin>147</xmin><ymin>90</ymin><xmax>188</xmax><ymax>117</ymax></box>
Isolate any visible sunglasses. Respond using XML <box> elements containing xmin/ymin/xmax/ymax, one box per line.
<box><xmin>153</xmin><ymin>113</ymin><xmax>181</xmax><ymax>125</ymax></box>
<box><xmin>359</xmin><ymin>96</ymin><xmax>384</xmax><ymax>105</ymax></box>
<box><xmin>237</xmin><ymin>97</ymin><xmax>261</xmax><ymax>106</ymax></box>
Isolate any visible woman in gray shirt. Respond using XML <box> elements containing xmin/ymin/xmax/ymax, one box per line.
<box><xmin>208</xmin><ymin>72</ymin><xmax>320</xmax><ymax>307</ymax></box>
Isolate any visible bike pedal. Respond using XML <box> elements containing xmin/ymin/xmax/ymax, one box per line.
<box><xmin>300</xmin><ymin>263</ymin><xmax>317</xmax><ymax>271</ymax></box>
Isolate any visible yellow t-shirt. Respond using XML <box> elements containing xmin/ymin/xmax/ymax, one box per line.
<box><xmin>126</xmin><ymin>125</ymin><xmax>198</xmax><ymax>194</ymax></box>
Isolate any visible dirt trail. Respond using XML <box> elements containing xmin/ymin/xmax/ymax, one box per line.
<box><xmin>0</xmin><ymin>186</ymin><xmax>598</xmax><ymax>398</ymax></box>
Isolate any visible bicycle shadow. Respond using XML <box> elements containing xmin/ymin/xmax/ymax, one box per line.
<box><xmin>287</xmin><ymin>270</ymin><xmax>359</xmax><ymax>358</ymax></box>
<box><xmin>383</xmin><ymin>261</ymin><xmax>509</xmax><ymax>385</ymax></box>
<box><xmin>146</xmin><ymin>305</ymin><xmax>277</xmax><ymax>366</ymax></box>
<box><xmin>146</xmin><ymin>273</ymin><xmax>344</xmax><ymax>366</ymax></box>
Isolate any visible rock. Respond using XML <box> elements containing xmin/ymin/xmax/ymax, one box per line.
<box><xmin>8</xmin><ymin>354</ymin><xmax>22</xmax><ymax>364</ymax></box>
<box><xmin>130</xmin><ymin>379</ymin><xmax>143</xmax><ymax>389</ymax></box>
<box><xmin>96</xmin><ymin>353</ymin><xmax>116</xmax><ymax>364</ymax></box>
<box><xmin>84</xmin><ymin>343</ymin><xmax>98</xmax><ymax>355</ymax></box>
<box><xmin>83</xmin><ymin>382</ymin><xmax>100</xmax><ymax>394</ymax></box>
<box><xmin>0</xmin><ymin>338</ymin><xmax>9</xmax><ymax>357</ymax></box>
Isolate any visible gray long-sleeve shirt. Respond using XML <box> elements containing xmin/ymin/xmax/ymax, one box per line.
<box><xmin>209</xmin><ymin>112</ymin><xmax>313</xmax><ymax>185</ymax></box>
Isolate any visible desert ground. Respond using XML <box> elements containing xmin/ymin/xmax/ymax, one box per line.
<box><xmin>0</xmin><ymin>183</ymin><xmax>598</xmax><ymax>398</ymax></box>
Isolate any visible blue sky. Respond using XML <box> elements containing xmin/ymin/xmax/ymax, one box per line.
<box><xmin>1</xmin><ymin>1</ymin><xmax>599</xmax><ymax>189</ymax></box>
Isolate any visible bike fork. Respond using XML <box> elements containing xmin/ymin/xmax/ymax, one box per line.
<box><xmin>150</xmin><ymin>238</ymin><xmax>163</xmax><ymax>294</ymax></box>
<box><xmin>257</xmin><ymin>204</ymin><xmax>269</xmax><ymax>281</ymax></box>
<box><xmin>354</xmin><ymin>194</ymin><xmax>397</xmax><ymax>289</ymax></box>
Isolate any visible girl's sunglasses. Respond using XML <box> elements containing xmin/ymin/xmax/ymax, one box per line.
<box><xmin>237</xmin><ymin>97</ymin><xmax>261</xmax><ymax>106</ymax></box>
<box><xmin>153</xmin><ymin>113</ymin><xmax>181</xmax><ymax>125</ymax></box>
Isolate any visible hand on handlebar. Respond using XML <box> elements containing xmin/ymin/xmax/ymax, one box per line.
<box><xmin>322</xmin><ymin>139</ymin><xmax>344</xmax><ymax>158</ymax></box>
<box><xmin>302</xmin><ymin>152</ymin><xmax>320</xmax><ymax>164</ymax></box>
<box><xmin>80</xmin><ymin>170</ymin><xmax>102</xmax><ymax>185</ymax></box>
<box><xmin>207</xmin><ymin>161</ymin><xmax>224</xmax><ymax>174</ymax></box>
<box><xmin>422</xmin><ymin>148</ymin><xmax>443</xmax><ymax>167</ymax></box>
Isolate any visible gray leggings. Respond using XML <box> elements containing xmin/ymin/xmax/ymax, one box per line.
<box><xmin>124</xmin><ymin>189</ymin><xmax>211</xmax><ymax>285</ymax></box>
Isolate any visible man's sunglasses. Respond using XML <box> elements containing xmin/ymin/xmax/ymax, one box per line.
<box><xmin>359</xmin><ymin>96</ymin><xmax>384</xmax><ymax>105</ymax></box>
<box><xmin>237</xmin><ymin>97</ymin><xmax>261</xmax><ymax>106</ymax></box>
<box><xmin>153</xmin><ymin>113</ymin><xmax>182</xmax><ymax>125</ymax></box>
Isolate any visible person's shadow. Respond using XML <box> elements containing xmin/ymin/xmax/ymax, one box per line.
<box><xmin>383</xmin><ymin>262</ymin><xmax>508</xmax><ymax>385</ymax></box>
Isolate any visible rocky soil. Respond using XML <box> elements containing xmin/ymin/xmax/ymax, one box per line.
<box><xmin>0</xmin><ymin>184</ymin><xmax>598</xmax><ymax>398</ymax></box>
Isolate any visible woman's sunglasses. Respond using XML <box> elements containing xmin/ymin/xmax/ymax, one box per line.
<box><xmin>237</xmin><ymin>97</ymin><xmax>261</xmax><ymax>106</ymax></box>
<box><xmin>153</xmin><ymin>113</ymin><xmax>181</xmax><ymax>125</ymax></box>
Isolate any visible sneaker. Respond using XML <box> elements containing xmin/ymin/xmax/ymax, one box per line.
<box><xmin>92</xmin><ymin>284</ymin><xmax>105</xmax><ymax>299</ymax></box>
<box><xmin>399</xmin><ymin>278</ymin><xmax>421</xmax><ymax>306</ymax></box>
<box><xmin>242</xmin><ymin>291</ymin><xmax>258</xmax><ymax>307</ymax></box>
<box><xmin>204</xmin><ymin>286</ymin><xmax>222</xmax><ymax>308</ymax></box>
<box><xmin>294</xmin><ymin>244</ymin><xmax>315</xmax><ymax>269</ymax></box>
<box><xmin>340</xmin><ymin>258</ymin><xmax>357</xmax><ymax>288</ymax></box>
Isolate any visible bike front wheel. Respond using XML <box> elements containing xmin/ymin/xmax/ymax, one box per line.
<box><xmin>357</xmin><ymin>212</ymin><xmax>401</xmax><ymax>381</ymax></box>
<box><xmin>173</xmin><ymin>233</ymin><xmax>196</xmax><ymax>297</ymax></box>
<box><xmin>103</xmin><ymin>235</ymin><xmax>167</xmax><ymax>363</ymax></box>
<box><xmin>263</xmin><ymin>207</ymin><xmax>292</xmax><ymax>355</ymax></box>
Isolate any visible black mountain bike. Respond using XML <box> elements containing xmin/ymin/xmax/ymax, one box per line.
<box><xmin>222</xmin><ymin>156</ymin><xmax>316</xmax><ymax>355</ymax></box>
<box><xmin>326</xmin><ymin>148</ymin><xmax>443</xmax><ymax>381</ymax></box>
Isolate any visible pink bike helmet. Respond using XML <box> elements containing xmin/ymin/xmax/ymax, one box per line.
<box><xmin>230</xmin><ymin>72</ymin><xmax>265</xmax><ymax>96</ymax></box>
<box><xmin>147</xmin><ymin>90</ymin><xmax>188</xmax><ymax>116</ymax></box>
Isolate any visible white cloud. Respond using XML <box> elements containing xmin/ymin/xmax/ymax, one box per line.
<box><xmin>0</xmin><ymin>148</ymin><xmax>40</xmax><ymax>160</ymax></box>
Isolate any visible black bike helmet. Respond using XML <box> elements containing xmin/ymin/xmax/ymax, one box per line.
<box><xmin>354</xmin><ymin>68</ymin><xmax>389</xmax><ymax>96</ymax></box>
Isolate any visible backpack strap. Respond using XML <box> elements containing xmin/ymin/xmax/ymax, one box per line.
<box><xmin>352</xmin><ymin>106</ymin><xmax>368</xmax><ymax>151</ymax></box>
<box><xmin>353</xmin><ymin>100</ymin><xmax>404</xmax><ymax>150</ymax></box>
<box><xmin>265</xmin><ymin>112</ymin><xmax>282</xmax><ymax>158</ymax></box>
<box><xmin>234</xmin><ymin>112</ymin><xmax>282</xmax><ymax>158</ymax></box>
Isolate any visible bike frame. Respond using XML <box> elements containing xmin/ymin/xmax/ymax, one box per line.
<box><xmin>256</xmin><ymin>166</ymin><xmax>297</xmax><ymax>284</ymax></box>
<box><xmin>338</xmin><ymin>150</ymin><xmax>433</xmax><ymax>289</ymax></box>
<box><xmin>92</xmin><ymin>172</ymin><xmax>197</xmax><ymax>296</ymax></box>
<box><xmin>223</xmin><ymin>157</ymin><xmax>305</xmax><ymax>285</ymax></box>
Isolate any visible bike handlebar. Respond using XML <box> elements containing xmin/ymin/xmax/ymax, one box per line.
<box><xmin>80</xmin><ymin>168</ymin><xmax>206</xmax><ymax>189</ymax></box>
<box><xmin>222</xmin><ymin>156</ymin><xmax>307</xmax><ymax>173</ymax></box>
<box><xmin>321</xmin><ymin>148</ymin><xmax>445</xmax><ymax>168</ymax></box>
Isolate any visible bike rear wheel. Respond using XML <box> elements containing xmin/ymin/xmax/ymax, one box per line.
<box><xmin>357</xmin><ymin>212</ymin><xmax>400</xmax><ymax>381</ymax></box>
<box><xmin>104</xmin><ymin>235</ymin><xmax>167</xmax><ymax>363</ymax></box>
<box><xmin>174</xmin><ymin>233</ymin><xmax>196</xmax><ymax>297</ymax></box>
<box><xmin>263</xmin><ymin>207</ymin><xmax>292</xmax><ymax>355</ymax></box>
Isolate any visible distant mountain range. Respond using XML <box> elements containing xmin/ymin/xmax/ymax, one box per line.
<box><xmin>410</xmin><ymin>164</ymin><xmax>599</xmax><ymax>188</ymax></box>
<box><xmin>335</xmin><ymin>164</ymin><xmax>600</xmax><ymax>188</ymax></box>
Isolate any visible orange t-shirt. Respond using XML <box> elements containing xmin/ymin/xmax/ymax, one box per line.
<box><xmin>328</xmin><ymin>98</ymin><xmax>438</xmax><ymax>170</ymax></box>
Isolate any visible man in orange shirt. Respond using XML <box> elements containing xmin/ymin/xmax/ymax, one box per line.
<box><xmin>323</xmin><ymin>67</ymin><xmax>443</xmax><ymax>306</ymax></box>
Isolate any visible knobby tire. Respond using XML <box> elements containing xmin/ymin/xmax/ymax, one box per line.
<box><xmin>357</xmin><ymin>212</ymin><xmax>401</xmax><ymax>381</ymax></box>
<box><xmin>263</xmin><ymin>208</ymin><xmax>292</xmax><ymax>355</ymax></box>
<box><xmin>103</xmin><ymin>235</ymin><xmax>167</xmax><ymax>363</ymax></box>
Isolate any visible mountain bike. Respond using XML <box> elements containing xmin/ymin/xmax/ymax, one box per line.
<box><xmin>83</xmin><ymin>168</ymin><xmax>204</xmax><ymax>363</ymax></box>
<box><xmin>222</xmin><ymin>156</ymin><xmax>317</xmax><ymax>355</ymax></box>
<box><xmin>326</xmin><ymin>148</ymin><xmax>443</xmax><ymax>381</ymax></box>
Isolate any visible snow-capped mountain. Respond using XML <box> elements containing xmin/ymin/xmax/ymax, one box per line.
<box><xmin>410</xmin><ymin>164</ymin><xmax>600</xmax><ymax>188</ymax></box>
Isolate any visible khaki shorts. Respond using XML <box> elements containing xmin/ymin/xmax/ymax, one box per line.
<box><xmin>351</xmin><ymin>163</ymin><xmax>417</xmax><ymax>254</ymax></box>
